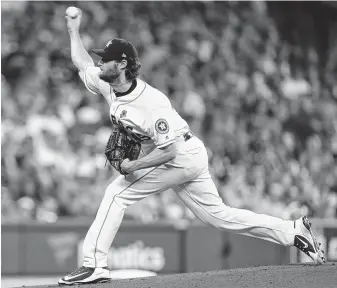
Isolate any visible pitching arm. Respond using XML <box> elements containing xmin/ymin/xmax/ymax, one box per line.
<box><xmin>65</xmin><ymin>8</ymin><xmax>94</xmax><ymax>71</ymax></box>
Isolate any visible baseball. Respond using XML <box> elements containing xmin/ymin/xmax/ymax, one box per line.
<box><xmin>65</xmin><ymin>6</ymin><xmax>80</xmax><ymax>18</ymax></box>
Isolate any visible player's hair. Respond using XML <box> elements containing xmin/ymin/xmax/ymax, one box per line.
<box><xmin>124</xmin><ymin>58</ymin><xmax>142</xmax><ymax>81</ymax></box>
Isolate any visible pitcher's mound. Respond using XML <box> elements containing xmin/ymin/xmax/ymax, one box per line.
<box><xmin>26</xmin><ymin>262</ymin><xmax>337</xmax><ymax>288</ymax></box>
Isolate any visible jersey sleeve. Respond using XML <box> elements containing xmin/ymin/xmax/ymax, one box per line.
<box><xmin>78</xmin><ymin>66</ymin><xmax>100</xmax><ymax>95</ymax></box>
<box><xmin>150</xmin><ymin>109</ymin><xmax>176</xmax><ymax>148</ymax></box>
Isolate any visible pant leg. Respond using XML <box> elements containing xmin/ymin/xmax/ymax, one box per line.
<box><xmin>173</xmin><ymin>167</ymin><xmax>296</xmax><ymax>246</ymax></box>
<box><xmin>83</xmin><ymin>160</ymin><xmax>200</xmax><ymax>268</ymax></box>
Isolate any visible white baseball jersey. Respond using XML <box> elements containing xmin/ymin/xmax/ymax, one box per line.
<box><xmin>78</xmin><ymin>65</ymin><xmax>297</xmax><ymax>269</ymax></box>
<box><xmin>79</xmin><ymin>66</ymin><xmax>189</xmax><ymax>154</ymax></box>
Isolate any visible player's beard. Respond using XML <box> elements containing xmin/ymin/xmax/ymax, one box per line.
<box><xmin>99</xmin><ymin>64</ymin><xmax>121</xmax><ymax>84</ymax></box>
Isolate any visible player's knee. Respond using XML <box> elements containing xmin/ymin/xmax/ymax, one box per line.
<box><xmin>113</xmin><ymin>194</ymin><xmax>129</xmax><ymax>209</ymax></box>
<box><xmin>202</xmin><ymin>215</ymin><xmax>222</xmax><ymax>229</ymax></box>
<box><xmin>197</xmin><ymin>206</ymin><xmax>229</xmax><ymax>229</ymax></box>
<box><xmin>104</xmin><ymin>181</ymin><xmax>124</xmax><ymax>197</ymax></box>
<box><xmin>103</xmin><ymin>187</ymin><xmax>118</xmax><ymax>200</ymax></box>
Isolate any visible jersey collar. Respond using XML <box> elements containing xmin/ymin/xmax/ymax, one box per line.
<box><xmin>111</xmin><ymin>79</ymin><xmax>146</xmax><ymax>103</ymax></box>
<box><xmin>112</xmin><ymin>79</ymin><xmax>137</xmax><ymax>97</ymax></box>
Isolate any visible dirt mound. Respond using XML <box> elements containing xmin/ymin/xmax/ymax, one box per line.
<box><xmin>26</xmin><ymin>263</ymin><xmax>337</xmax><ymax>288</ymax></box>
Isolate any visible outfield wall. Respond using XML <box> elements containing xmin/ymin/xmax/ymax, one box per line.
<box><xmin>2</xmin><ymin>219</ymin><xmax>336</xmax><ymax>276</ymax></box>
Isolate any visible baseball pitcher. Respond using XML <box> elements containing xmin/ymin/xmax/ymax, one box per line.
<box><xmin>60</xmin><ymin>8</ymin><xmax>325</xmax><ymax>285</ymax></box>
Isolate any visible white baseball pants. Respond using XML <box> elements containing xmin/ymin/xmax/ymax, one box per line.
<box><xmin>83</xmin><ymin>136</ymin><xmax>296</xmax><ymax>268</ymax></box>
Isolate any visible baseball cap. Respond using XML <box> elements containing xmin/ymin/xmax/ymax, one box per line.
<box><xmin>92</xmin><ymin>38</ymin><xmax>138</xmax><ymax>62</ymax></box>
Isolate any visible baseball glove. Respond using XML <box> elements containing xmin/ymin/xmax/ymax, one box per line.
<box><xmin>104</xmin><ymin>126</ymin><xmax>141</xmax><ymax>175</ymax></box>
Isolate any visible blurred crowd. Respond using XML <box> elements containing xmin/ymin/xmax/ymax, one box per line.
<box><xmin>2</xmin><ymin>1</ymin><xmax>337</xmax><ymax>224</ymax></box>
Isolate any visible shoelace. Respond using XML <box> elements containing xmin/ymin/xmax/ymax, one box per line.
<box><xmin>69</xmin><ymin>266</ymin><xmax>87</xmax><ymax>276</ymax></box>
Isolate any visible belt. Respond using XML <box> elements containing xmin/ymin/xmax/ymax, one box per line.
<box><xmin>183</xmin><ymin>131</ymin><xmax>194</xmax><ymax>142</ymax></box>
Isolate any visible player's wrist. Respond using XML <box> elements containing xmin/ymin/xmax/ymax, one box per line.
<box><xmin>68</xmin><ymin>27</ymin><xmax>80</xmax><ymax>35</ymax></box>
<box><xmin>127</xmin><ymin>160</ymin><xmax>137</xmax><ymax>173</ymax></box>
<box><xmin>120</xmin><ymin>159</ymin><xmax>137</xmax><ymax>174</ymax></box>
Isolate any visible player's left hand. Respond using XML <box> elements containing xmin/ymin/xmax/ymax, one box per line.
<box><xmin>120</xmin><ymin>158</ymin><xmax>133</xmax><ymax>174</ymax></box>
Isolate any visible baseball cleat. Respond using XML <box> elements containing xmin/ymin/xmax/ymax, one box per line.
<box><xmin>293</xmin><ymin>216</ymin><xmax>326</xmax><ymax>264</ymax></box>
<box><xmin>58</xmin><ymin>266</ymin><xmax>111</xmax><ymax>285</ymax></box>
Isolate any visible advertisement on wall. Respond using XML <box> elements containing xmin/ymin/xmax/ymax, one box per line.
<box><xmin>77</xmin><ymin>239</ymin><xmax>166</xmax><ymax>272</ymax></box>
<box><xmin>2</xmin><ymin>219</ymin><xmax>336</xmax><ymax>276</ymax></box>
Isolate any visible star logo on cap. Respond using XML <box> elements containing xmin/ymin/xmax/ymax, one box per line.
<box><xmin>105</xmin><ymin>40</ymin><xmax>113</xmax><ymax>48</ymax></box>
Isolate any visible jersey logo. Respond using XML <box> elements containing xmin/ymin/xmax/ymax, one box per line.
<box><xmin>155</xmin><ymin>119</ymin><xmax>169</xmax><ymax>134</ymax></box>
<box><xmin>120</xmin><ymin>110</ymin><xmax>127</xmax><ymax>118</ymax></box>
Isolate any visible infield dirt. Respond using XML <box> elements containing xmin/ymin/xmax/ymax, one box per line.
<box><xmin>20</xmin><ymin>262</ymin><xmax>336</xmax><ymax>288</ymax></box>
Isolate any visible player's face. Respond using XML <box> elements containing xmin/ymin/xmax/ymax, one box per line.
<box><xmin>98</xmin><ymin>60</ymin><xmax>121</xmax><ymax>83</ymax></box>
